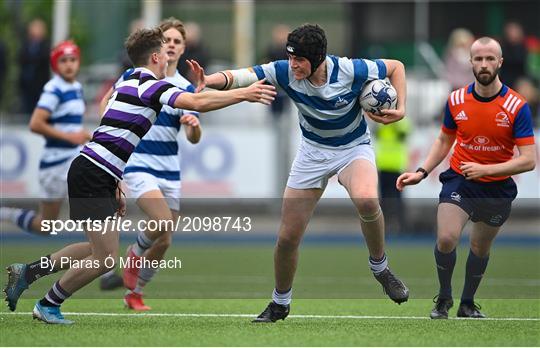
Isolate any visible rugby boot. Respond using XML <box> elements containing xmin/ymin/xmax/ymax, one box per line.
<box><xmin>457</xmin><ymin>302</ymin><xmax>486</xmax><ymax>318</ymax></box>
<box><xmin>430</xmin><ymin>295</ymin><xmax>453</xmax><ymax>319</ymax></box>
<box><xmin>4</xmin><ymin>263</ymin><xmax>29</xmax><ymax>311</ymax></box>
<box><xmin>32</xmin><ymin>302</ymin><xmax>73</xmax><ymax>325</ymax></box>
<box><xmin>373</xmin><ymin>267</ymin><xmax>409</xmax><ymax>304</ymax></box>
<box><xmin>124</xmin><ymin>292</ymin><xmax>151</xmax><ymax>311</ymax></box>
<box><xmin>252</xmin><ymin>301</ymin><xmax>290</xmax><ymax>323</ymax></box>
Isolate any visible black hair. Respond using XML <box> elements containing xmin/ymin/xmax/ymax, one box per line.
<box><xmin>286</xmin><ymin>24</ymin><xmax>327</xmax><ymax>76</ymax></box>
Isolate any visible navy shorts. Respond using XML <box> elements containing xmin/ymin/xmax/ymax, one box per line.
<box><xmin>438</xmin><ymin>168</ymin><xmax>517</xmax><ymax>227</ymax></box>
<box><xmin>68</xmin><ymin>155</ymin><xmax>119</xmax><ymax>221</ymax></box>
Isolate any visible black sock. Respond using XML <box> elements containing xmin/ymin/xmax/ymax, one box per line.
<box><xmin>461</xmin><ymin>249</ymin><xmax>489</xmax><ymax>304</ymax></box>
<box><xmin>434</xmin><ymin>246</ymin><xmax>456</xmax><ymax>299</ymax></box>
<box><xmin>39</xmin><ymin>281</ymin><xmax>71</xmax><ymax>307</ymax></box>
<box><xmin>25</xmin><ymin>255</ymin><xmax>58</xmax><ymax>285</ymax></box>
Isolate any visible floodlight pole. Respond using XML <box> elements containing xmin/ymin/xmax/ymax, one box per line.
<box><xmin>142</xmin><ymin>0</ymin><xmax>161</xmax><ymax>28</ymax></box>
<box><xmin>234</xmin><ymin>0</ymin><xmax>255</xmax><ymax>67</ymax></box>
<box><xmin>414</xmin><ymin>0</ymin><xmax>429</xmax><ymax>69</ymax></box>
<box><xmin>52</xmin><ymin>0</ymin><xmax>71</xmax><ymax>45</ymax></box>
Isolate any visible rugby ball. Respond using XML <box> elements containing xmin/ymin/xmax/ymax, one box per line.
<box><xmin>359</xmin><ymin>79</ymin><xmax>397</xmax><ymax>115</ymax></box>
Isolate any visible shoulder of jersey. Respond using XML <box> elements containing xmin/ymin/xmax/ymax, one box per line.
<box><xmin>500</xmin><ymin>87</ymin><xmax>526</xmax><ymax>116</ymax></box>
<box><xmin>448</xmin><ymin>86</ymin><xmax>467</xmax><ymax>107</ymax></box>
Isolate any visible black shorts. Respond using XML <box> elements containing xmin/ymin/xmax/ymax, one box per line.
<box><xmin>68</xmin><ymin>155</ymin><xmax>119</xmax><ymax>221</ymax></box>
<box><xmin>438</xmin><ymin>168</ymin><xmax>517</xmax><ymax>227</ymax></box>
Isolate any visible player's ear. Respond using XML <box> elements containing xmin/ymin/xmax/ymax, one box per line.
<box><xmin>498</xmin><ymin>57</ymin><xmax>504</xmax><ymax>68</ymax></box>
<box><xmin>150</xmin><ymin>52</ymin><xmax>158</xmax><ymax>64</ymax></box>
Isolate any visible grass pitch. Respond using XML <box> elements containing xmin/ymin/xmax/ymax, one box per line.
<box><xmin>1</xmin><ymin>241</ymin><xmax>539</xmax><ymax>346</ymax></box>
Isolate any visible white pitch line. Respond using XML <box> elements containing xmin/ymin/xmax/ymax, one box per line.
<box><xmin>2</xmin><ymin>312</ymin><xmax>539</xmax><ymax>321</ymax></box>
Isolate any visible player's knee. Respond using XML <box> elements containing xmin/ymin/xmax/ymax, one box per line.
<box><xmin>470</xmin><ymin>240</ymin><xmax>490</xmax><ymax>258</ymax></box>
<box><xmin>355</xmin><ymin>199</ymin><xmax>381</xmax><ymax>220</ymax></box>
<box><xmin>146</xmin><ymin>217</ymin><xmax>175</xmax><ymax>235</ymax></box>
<box><xmin>437</xmin><ymin>235</ymin><xmax>459</xmax><ymax>253</ymax></box>
<box><xmin>276</xmin><ymin>234</ymin><xmax>302</xmax><ymax>252</ymax></box>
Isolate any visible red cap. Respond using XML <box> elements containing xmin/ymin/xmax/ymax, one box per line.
<box><xmin>50</xmin><ymin>40</ymin><xmax>80</xmax><ymax>73</ymax></box>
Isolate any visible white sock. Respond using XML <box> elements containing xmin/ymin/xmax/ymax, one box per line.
<box><xmin>272</xmin><ymin>288</ymin><xmax>292</xmax><ymax>306</ymax></box>
<box><xmin>369</xmin><ymin>254</ymin><xmax>388</xmax><ymax>274</ymax></box>
<box><xmin>133</xmin><ymin>231</ymin><xmax>153</xmax><ymax>256</ymax></box>
<box><xmin>132</xmin><ymin>267</ymin><xmax>158</xmax><ymax>295</ymax></box>
<box><xmin>1</xmin><ymin>207</ymin><xmax>36</xmax><ymax>233</ymax></box>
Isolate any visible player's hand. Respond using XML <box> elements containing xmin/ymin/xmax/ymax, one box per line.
<box><xmin>180</xmin><ymin>114</ymin><xmax>200</xmax><ymax>127</ymax></box>
<box><xmin>115</xmin><ymin>185</ymin><xmax>126</xmax><ymax>217</ymax></box>
<box><xmin>186</xmin><ymin>59</ymin><xmax>206</xmax><ymax>93</ymax></box>
<box><xmin>365</xmin><ymin>108</ymin><xmax>405</xmax><ymax>125</ymax></box>
<box><xmin>459</xmin><ymin>161</ymin><xmax>492</xmax><ymax>180</ymax></box>
<box><xmin>65</xmin><ymin>130</ymin><xmax>92</xmax><ymax>145</ymax></box>
<box><xmin>244</xmin><ymin>79</ymin><xmax>276</xmax><ymax>105</ymax></box>
<box><xmin>396</xmin><ymin>171</ymin><xmax>424</xmax><ymax>191</ymax></box>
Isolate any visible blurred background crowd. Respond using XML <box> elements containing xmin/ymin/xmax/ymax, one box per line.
<box><xmin>0</xmin><ymin>0</ymin><xmax>538</xmax><ymax>235</ymax></box>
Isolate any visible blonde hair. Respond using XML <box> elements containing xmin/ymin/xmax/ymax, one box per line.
<box><xmin>448</xmin><ymin>28</ymin><xmax>474</xmax><ymax>49</ymax></box>
<box><xmin>159</xmin><ymin>17</ymin><xmax>186</xmax><ymax>41</ymax></box>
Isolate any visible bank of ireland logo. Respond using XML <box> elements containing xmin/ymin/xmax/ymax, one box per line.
<box><xmin>495</xmin><ymin>112</ymin><xmax>510</xmax><ymax>127</ymax></box>
<box><xmin>474</xmin><ymin>136</ymin><xmax>490</xmax><ymax>145</ymax></box>
<box><xmin>450</xmin><ymin>192</ymin><xmax>461</xmax><ymax>202</ymax></box>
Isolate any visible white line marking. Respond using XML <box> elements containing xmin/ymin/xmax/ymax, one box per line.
<box><xmin>2</xmin><ymin>312</ymin><xmax>539</xmax><ymax>321</ymax></box>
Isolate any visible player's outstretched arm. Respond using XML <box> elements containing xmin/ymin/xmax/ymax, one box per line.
<box><xmin>396</xmin><ymin>130</ymin><xmax>456</xmax><ymax>191</ymax></box>
<box><xmin>29</xmin><ymin>107</ymin><xmax>92</xmax><ymax>145</ymax></box>
<box><xmin>373</xmin><ymin>59</ymin><xmax>406</xmax><ymax>124</ymax></box>
<box><xmin>172</xmin><ymin>79</ymin><xmax>276</xmax><ymax>112</ymax></box>
<box><xmin>460</xmin><ymin>144</ymin><xmax>536</xmax><ymax>180</ymax></box>
<box><xmin>188</xmin><ymin>60</ymin><xmax>262</xmax><ymax>91</ymax></box>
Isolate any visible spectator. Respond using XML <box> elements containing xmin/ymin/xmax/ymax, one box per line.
<box><xmin>500</xmin><ymin>21</ymin><xmax>528</xmax><ymax>89</ymax></box>
<box><xmin>444</xmin><ymin>28</ymin><xmax>475</xmax><ymax>90</ymax></box>
<box><xmin>18</xmin><ymin>18</ymin><xmax>50</xmax><ymax>115</ymax></box>
<box><xmin>265</xmin><ymin>24</ymin><xmax>291</xmax><ymax>119</ymax></box>
<box><xmin>374</xmin><ymin>117</ymin><xmax>411</xmax><ymax>234</ymax></box>
<box><xmin>118</xmin><ymin>18</ymin><xmax>145</xmax><ymax>72</ymax></box>
<box><xmin>177</xmin><ymin>22</ymin><xmax>210</xmax><ymax>83</ymax></box>
<box><xmin>515</xmin><ymin>77</ymin><xmax>540</xmax><ymax>127</ymax></box>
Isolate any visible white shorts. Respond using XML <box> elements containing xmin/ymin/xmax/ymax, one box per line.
<box><xmin>123</xmin><ymin>172</ymin><xmax>181</xmax><ymax>211</ymax></box>
<box><xmin>39</xmin><ymin>160</ymin><xmax>71</xmax><ymax>200</ymax></box>
<box><xmin>287</xmin><ymin>140</ymin><xmax>376</xmax><ymax>190</ymax></box>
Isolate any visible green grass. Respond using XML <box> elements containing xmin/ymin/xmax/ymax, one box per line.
<box><xmin>1</xmin><ymin>299</ymin><xmax>539</xmax><ymax>346</ymax></box>
<box><xmin>0</xmin><ymin>242</ymin><xmax>539</xmax><ymax>346</ymax></box>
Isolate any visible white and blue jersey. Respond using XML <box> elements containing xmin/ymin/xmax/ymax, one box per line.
<box><xmin>123</xmin><ymin>70</ymin><xmax>197</xmax><ymax>181</ymax></box>
<box><xmin>252</xmin><ymin>56</ymin><xmax>386</xmax><ymax>149</ymax></box>
<box><xmin>35</xmin><ymin>75</ymin><xmax>85</xmax><ymax>169</ymax></box>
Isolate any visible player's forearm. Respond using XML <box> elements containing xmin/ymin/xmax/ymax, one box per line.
<box><xmin>421</xmin><ymin>134</ymin><xmax>454</xmax><ymax>174</ymax></box>
<box><xmin>484</xmin><ymin>153</ymin><xmax>536</xmax><ymax>177</ymax></box>
<box><xmin>29</xmin><ymin>118</ymin><xmax>70</xmax><ymax>141</ymax></box>
<box><xmin>206</xmin><ymin>69</ymin><xmax>259</xmax><ymax>90</ymax></box>
<box><xmin>175</xmin><ymin>89</ymin><xmax>245</xmax><ymax>112</ymax></box>
<box><xmin>205</xmin><ymin>73</ymin><xmax>228</xmax><ymax>90</ymax></box>
<box><xmin>385</xmin><ymin>60</ymin><xmax>406</xmax><ymax>111</ymax></box>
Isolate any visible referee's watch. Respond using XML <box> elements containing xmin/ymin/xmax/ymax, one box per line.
<box><xmin>416</xmin><ymin>167</ymin><xmax>428</xmax><ymax>179</ymax></box>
